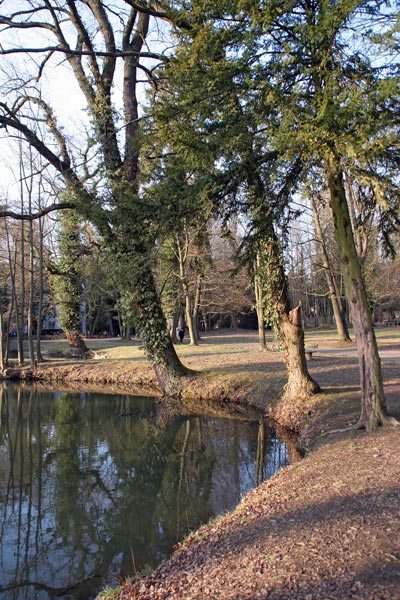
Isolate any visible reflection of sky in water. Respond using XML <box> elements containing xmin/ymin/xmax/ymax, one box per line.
<box><xmin>0</xmin><ymin>385</ymin><xmax>288</xmax><ymax>599</ymax></box>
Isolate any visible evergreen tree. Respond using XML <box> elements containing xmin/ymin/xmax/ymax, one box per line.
<box><xmin>148</xmin><ymin>8</ymin><xmax>320</xmax><ymax>398</ymax></box>
<box><xmin>165</xmin><ymin>0</ymin><xmax>400</xmax><ymax>427</ymax></box>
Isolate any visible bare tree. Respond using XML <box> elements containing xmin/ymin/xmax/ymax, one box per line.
<box><xmin>0</xmin><ymin>1</ymin><xmax>191</xmax><ymax>393</ymax></box>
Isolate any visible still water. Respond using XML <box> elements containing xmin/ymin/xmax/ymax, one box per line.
<box><xmin>0</xmin><ymin>383</ymin><xmax>289</xmax><ymax>599</ymax></box>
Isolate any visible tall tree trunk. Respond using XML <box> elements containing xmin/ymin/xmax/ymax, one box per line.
<box><xmin>26</xmin><ymin>161</ymin><xmax>36</xmax><ymax>370</ymax></box>
<box><xmin>326</xmin><ymin>161</ymin><xmax>397</xmax><ymax>430</ymax></box>
<box><xmin>116</xmin><ymin>306</ymin><xmax>123</xmax><ymax>338</ymax></box>
<box><xmin>201</xmin><ymin>309</ymin><xmax>210</xmax><ymax>332</ymax></box>
<box><xmin>130</xmin><ymin>261</ymin><xmax>193</xmax><ymax>394</ymax></box>
<box><xmin>254</xmin><ymin>253</ymin><xmax>267</xmax><ymax>350</ymax></box>
<box><xmin>310</xmin><ymin>194</ymin><xmax>351</xmax><ymax>343</ymax></box>
<box><xmin>192</xmin><ymin>274</ymin><xmax>202</xmax><ymax>341</ymax></box>
<box><xmin>176</xmin><ymin>235</ymin><xmax>199</xmax><ymax>346</ymax></box>
<box><xmin>3</xmin><ymin>296</ymin><xmax>14</xmax><ymax>366</ymax></box>
<box><xmin>36</xmin><ymin>216</ymin><xmax>44</xmax><ymax>362</ymax></box>
<box><xmin>264</xmin><ymin>233</ymin><xmax>320</xmax><ymax>399</ymax></box>
<box><xmin>185</xmin><ymin>294</ymin><xmax>199</xmax><ymax>345</ymax></box>
<box><xmin>0</xmin><ymin>309</ymin><xmax>4</xmax><ymax>373</ymax></box>
<box><xmin>5</xmin><ymin>224</ymin><xmax>24</xmax><ymax>366</ymax></box>
<box><xmin>170</xmin><ymin>311</ymin><xmax>180</xmax><ymax>344</ymax></box>
<box><xmin>345</xmin><ymin>174</ymin><xmax>369</xmax><ymax>267</ymax></box>
<box><xmin>107</xmin><ymin>311</ymin><xmax>115</xmax><ymax>337</ymax></box>
<box><xmin>19</xmin><ymin>152</ymin><xmax>25</xmax><ymax>366</ymax></box>
<box><xmin>27</xmin><ymin>217</ymin><xmax>36</xmax><ymax>369</ymax></box>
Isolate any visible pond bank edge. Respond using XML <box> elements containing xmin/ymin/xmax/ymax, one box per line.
<box><xmin>1</xmin><ymin>360</ymin><xmax>307</xmax><ymax>440</ymax></box>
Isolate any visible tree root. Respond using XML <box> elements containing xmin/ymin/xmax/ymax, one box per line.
<box><xmin>319</xmin><ymin>414</ymin><xmax>399</xmax><ymax>438</ymax></box>
<box><xmin>318</xmin><ymin>422</ymin><xmax>364</xmax><ymax>438</ymax></box>
<box><xmin>380</xmin><ymin>415</ymin><xmax>400</xmax><ymax>427</ymax></box>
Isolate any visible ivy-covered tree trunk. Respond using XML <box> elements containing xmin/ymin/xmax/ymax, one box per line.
<box><xmin>52</xmin><ymin>211</ymin><xmax>88</xmax><ymax>358</ymax></box>
<box><xmin>263</xmin><ymin>234</ymin><xmax>320</xmax><ymax>399</ymax></box>
<box><xmin>327</xmin><ymin>161</ymin><xmax>397</xmax><ymax>430</ymax></box>
<box><xmin>244</xmin><ymin>160</ymin><xmax>319</xmax><ymax>397</ymax></box>
<box><xmin>129</xmin><ymin>258</ymin><xmax>192</xmax><ymax>394</ymax></box>
<box><xmin>254</xmin><ymin>253</ymin><xmax>267</xmax><ymax>351</ymax></box>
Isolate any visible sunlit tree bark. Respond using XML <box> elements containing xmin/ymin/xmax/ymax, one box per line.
<box><xmin>261</xmin><ymin>231</ymin><xmax>320</xmax><ymax>399</ymax></box>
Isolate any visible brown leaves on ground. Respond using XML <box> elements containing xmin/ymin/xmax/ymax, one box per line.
<box><xmin>107</xmin><ymin>329</ymin><xmax>400</xmax><ymax>600</ymax></box>
<box><xmin>116</xmin><ymin>429</ymin><xmax>400</xmax><ymax>600</ymax></box>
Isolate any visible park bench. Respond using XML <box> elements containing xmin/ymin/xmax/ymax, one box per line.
<box><xmin>305</xmin><ymin>345</ymin><xmax>318</xmax><ymax>360</ymax></box>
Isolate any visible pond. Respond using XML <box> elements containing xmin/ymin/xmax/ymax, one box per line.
<box><xmin>0</xmin><ymin>383</ymin><xmax>289</xmax><ymax>599</ymax></box>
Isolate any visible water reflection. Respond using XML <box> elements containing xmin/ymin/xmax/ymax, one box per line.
<box><xmin>0</xmin><ymin>383</ymin><xmax>289</xmax><ymax>599</ymax></box>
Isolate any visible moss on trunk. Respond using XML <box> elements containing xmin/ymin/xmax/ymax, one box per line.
<box><xmin>327</xmin><ymin>161</ymin><xmax>397</xmax><ymax>430</ymax></box>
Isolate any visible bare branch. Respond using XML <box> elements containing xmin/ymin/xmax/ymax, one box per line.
<box><xmin>0</xmin><ymin>202</ymin><xmax>76</xmax><ymax>221</ymax></box>
<box><xmin>65</xmin><ymin>0</ymin><xmax>102</xmax><ymax>84</ymax></box>
<box><xmin>25</xmin><ymin>95</ymin><xmax>71</xmax><ymax>162</ymax></box>
<box><xmin>0</xmin><ymin>45</ymin><xmax>168</xmax><ymax>61</ymax></box>
<box><xmin>123</xmin><ymin>0</ymin><xmax>192</xmax><ymax>30</ymax></box>
<box><xmin>0</xmin><ymin>103</ymin><xmax>73</xmax><ymax>176</ymax></box>
<box><xmin>86</xmin><ymin>0</ymin><xmax>116</xmax><ymax>85</ymax></box>
<box><xmin>123</xmin><ymin>0</ymin><xmax>171</xmax><ymax>21</ymax></box>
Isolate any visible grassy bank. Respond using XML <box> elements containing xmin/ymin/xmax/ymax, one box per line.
<box><xmin>6</xmin><ymin>327</ymin><xmax>400</xmax><ymax>442</ymax></box>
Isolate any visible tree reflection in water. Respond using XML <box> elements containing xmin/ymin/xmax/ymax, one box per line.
<box><xmin>0</xmin><ymin>382</ymin><xmax>289</xmax><ymax>599</ymax></box>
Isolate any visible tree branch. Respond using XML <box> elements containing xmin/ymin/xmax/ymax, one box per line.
<box><xmin>0</xmin><ymin>45</ymin><xmax>168</xmax><ymax>60</ymax></box>
<box><xmin>123</xmin><ymin>0</ymin><xmax>192</xmax><ymax>30</ymax></box>
<box><xmin>0</xmin><ymin>202</ymin><xmax>76</xmax><ymax>221</ymax></box>
<box><xmin>0</xmin><ymin>104</ymin><xmax>73</xmax><ymax>176</ymax></box>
